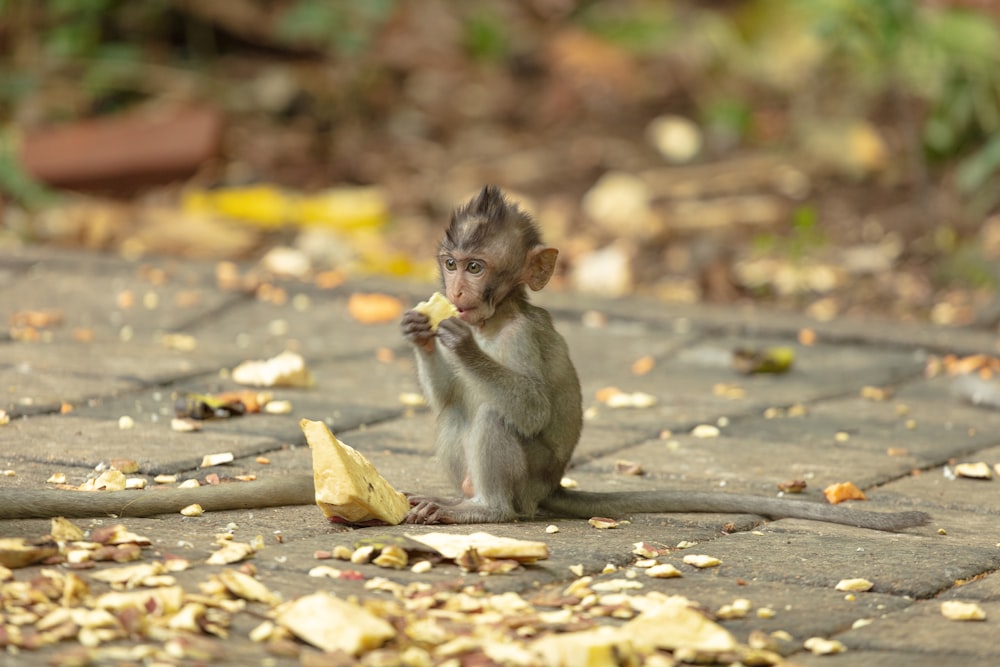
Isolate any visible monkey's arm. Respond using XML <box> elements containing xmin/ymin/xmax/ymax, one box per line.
<box><xmin>0</xmin><ymin>474</ymin><xmax>315</xmax><ymax>519</ymax></box>
<box><xmin>540</xmin><ymin>488</ymin><xmax>928</xmax><ymax>532</ymax></box>
<box><xmin>437</xmin><ymin>318</ymin><xmax>552</xmax><ymax>435</ymax></box>
<box><xmin>402</xmin><ymin>309</ymin><xmax>456</xmax><ymax>410</ymax></box>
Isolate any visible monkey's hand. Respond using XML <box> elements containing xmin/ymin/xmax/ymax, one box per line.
<box><xmin>401</xmin><ymin>309</ymin><xmax>435</xmax><ymax>353</ymax></box>
<box><xmin>435</xmin><ymin>317</ymin><xmax>477</xmax><ymax>355</ymax></box>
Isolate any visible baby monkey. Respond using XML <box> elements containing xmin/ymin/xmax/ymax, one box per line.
<box><xmin>401</xmin><ymin>185</ymin><xmax>928</xmax><ymax>531</ymax></box>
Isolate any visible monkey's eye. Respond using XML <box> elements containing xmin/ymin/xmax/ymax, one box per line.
<box><xmin>443</xmin><ymin>258</ymin><xmax>457</xmax><ymax>271</ymax></box>
<box><xmin>466</xmin><ymin>261</ymin><xmax>484</xmax><ymax>275</ymax></box>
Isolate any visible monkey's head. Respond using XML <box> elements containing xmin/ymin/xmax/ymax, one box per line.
<box><xmin>439</xmin><ymin>185</ymin><xmax>558</xmax><ymax>326</ymax></box>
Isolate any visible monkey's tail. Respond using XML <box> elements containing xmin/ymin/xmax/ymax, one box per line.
<box><xmin>539</xmin><ymin>489</ymin><xmax>929</xmax><ymax>532</ymax></box>
<box><xmin>0</xmin><ymin>474</ymin><xmax>315</xmax><ymax>520</ymax></box>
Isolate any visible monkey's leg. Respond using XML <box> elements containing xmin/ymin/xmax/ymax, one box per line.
<box><xmin>407</xmin><ymin>407</ymin><xmax>527</xmax><ymax>524</ymax></box>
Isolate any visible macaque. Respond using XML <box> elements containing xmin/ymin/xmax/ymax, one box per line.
<box><xmin>401</xmin><ymin>185</ymin><xmax>928</xmax><ymax>531</ymax></box>
<box><xmin>0</xmin><ymin>187</ymin><xmax>926</xmax><ymax>531</ymax></box>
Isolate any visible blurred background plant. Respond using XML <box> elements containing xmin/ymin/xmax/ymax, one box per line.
<box><xmin>1</xmin><ymin>0</ymin><xmax>998</xmax><ymax>324</ymax></box>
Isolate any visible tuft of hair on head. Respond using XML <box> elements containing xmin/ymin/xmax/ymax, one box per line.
<box><xmin>444</xmin><ymin>185</ymin><xmax>542</xmax><ymax>253</ymax></box>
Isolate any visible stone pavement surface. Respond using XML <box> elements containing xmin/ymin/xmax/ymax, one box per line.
<box><xmin>2</xmin><ymin>244</ymin><xmax>1000</xmax><ymax>666</ymax></box>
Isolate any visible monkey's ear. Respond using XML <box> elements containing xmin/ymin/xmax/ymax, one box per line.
<box><xmin>523</xmin><ymin>246</ymin><xmax>559</xmax><ymax>291</ymax></box>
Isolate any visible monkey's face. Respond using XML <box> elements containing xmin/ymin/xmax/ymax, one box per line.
<box><xmin>439</xmin><ymin>252</ymin><xmax>497</xmax><ymax>326</ymax></box>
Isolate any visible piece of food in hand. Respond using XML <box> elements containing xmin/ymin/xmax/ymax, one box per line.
<box><xmin>301</xmin><ymin>419</ymin><xmax>409</xmax><ymax>525</ymax></box>
<box><xmin>413</xmin><ymin>292</ymin><xmax>459</xmax><ymax>331</ymax></box>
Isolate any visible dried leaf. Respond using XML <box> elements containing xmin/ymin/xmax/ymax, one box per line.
<box><xmin>276</xmin><ymin>592</ymin><xmax>395</xmax><ymax>655</ymax></box>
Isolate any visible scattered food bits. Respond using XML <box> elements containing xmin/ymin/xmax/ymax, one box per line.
<box><xmin>410</xmin><ymin>560</ymin><xmax>432</xmax><ymax>574</ymax></box>
<box><xmin>72</xmin><ymin>327</ymin><xmax>95</xmax><ymax>342</ymax></box>
<box><xmin>713</xmin><ymin>383</ymin><xmax>746</xmax><ymax>400</ymax></box>
<box><xmin>351</xmin><ymin>546</ymin><xmax>376</xmax><ymax>564</ymax></box>
<box><xmin>118</xmin><ymin>415</ymin><xmax>135</xmax><ymax>430</ymax></box>
<box><xmin>125</xmin><ymin>478</ymin><xmax>147</xmax><ymax>490</ymax></box>
<box><xmin>756</xmin><ymin>607</ymin><xmax>776</xmax><ymax>619</ymax></box>
<box><xmin>716</xmin><ymin>598</ymin><xmax>752</xmax><ymax>619</ymax></box>
<box><xmin>275</xmin><ymin>591</ymin><xmax>395</xmax><ymax>655</ymax></box>
<box><xmin>804</xmin><ymin>637</ymin><xmax>846</xmax><ymax>655</ymax></box>
<box><xmin>569</xmin><ymin>564</ymin><xmax>585</xmax><ymax>577</ymax></box>
<box><xmin>630</xmin><ymin>355</ymin><xmax>655</xmax><ymax>376</ymax></box>
<box><xmin>633</xmin><ymin>542</ymin><xmax>669</xmax><ymax>558</ymax></box>
<box><xmin>398</xmin><ymin>392</ymin><xmax>426</xmax><ymax>407</ymax></box>
<box><xmin>545</xmin><ymin>525</ymin><xmax>560</xmax><ymax>534</ymax></box>
<box><xmin>683</xmin><ymin>554</ymin><xmax>722</xmax><ymax>568</ymax></box>
<box><xmin>786</xmin><ymin>403</ymin><xmax>809</xmax><ymax>417</ymax></box>
<box><xmin>776</xmin><ymin>479</ymin><xmax>807</xmax><ymax>494</ymax></box>
<box><xmin>200</xmin><ymin>452</ymin><xmax>235</xmax><ymax>468</ymax></box>
<box><xmin>954</xmin><ymin>462</ymin><xmax>992</xmax><ymax>480</ymax></box>
<box><xmin>256</xmin><ymin>456</ymin><xmax>271</xmax><ymax>465</ymax></box>
<box><xmin>860</xmin><ymin>385</ymin><xmax>893</xmax><ymax>401</ymax></box>
<box><xmin>691</xmin><ymin>424</ymin><xmax>720</xmax><ymax>438</ymax></box>
<box><xmin>372</xmin><ymin>545</ymin><xmax>408</xmax><ymax>570</ymax></box>
<box><xmin>332</xmin><ymin>545</ymin><xmax>354</xmax><ymax>560</ymax></box>
<box><xmin>207</xmin><ymin>541</ymin><xmax>256</xmax><ymax>565</ymax></box>
<box><xmin>834</xmin><ymin>430</ymin><xmax>851</xmax><ymax>442</ymax></box>
<box><xmin>560</xmin><ymin>477</ymin><xmax>579</xmax><ymax>489</ymax></box>
<box><xmin>154</xmin><ymin>474</ymin><xmax>177</xmax><ymax>484</ymax></box>
<box><xmin>0</xmin><ymin>410</ymin><xmax>8</xmax><ymax>425</ymax></box>
<box><xmin>589</xmin><ymin>517</ymin><xmax>620</xmax><ymax>529</ymax></box>
<box><xmin>941</xmin><ymin>600</ymin><xmax>986</xmax><ymax>621</ymax></box>
<box><xmin>581</xmin><ymin>310</ymin><xmax>608</xmax><ymax>328</ymax></box>
<box><xmin>614</xmin><ymin>460</ymin><xmax>644</xmax><ymax>476</ymax></box>
<box><xmin>47</xmin><ymin>472</ymin><xmax>68</xmax><ymax>484</ymax></box>
<box><xmin>232</xmin><ymin>351</ymin><xmax>314</xmax><ymax>388</ymax></box>
<box><xmin>349</xmin><ymin>292</ymin><xmax>405</xmax><ymax>325</ymax></box>
<box><xmin>886</xmin><ymin>447</ymin><xmax>909</xmax><ymax>457</ymax></box>
<box><xmin>178</xmin><ymin>479</ymin><xmax>201</xmax><ymax>489</ymax></box>
<box><xmin>798</xmin><ymin>328</ymin><xmax>817</xmax><ymax>345</ymax></box>
<box><xmin>646</xmin><ymin>563</ymin><xmax>683</xmax><ymax>578</ymax></box>
<box><xmin>180</xmin><ymin>504</ymin><xmax>204</xmax><ymax>517</ymax></box>
<box><xmin>264</xmin><ymin>399</ymin><xmax>293</xmax><ymax>414</ymax></box>
<box><xmin>835</xmin><ymin>578</ymin><xmax>874</xmax><ymax>592</ymax></box>
<box><xmin>823</xmin><ymin>481</ymin><xmax>867</xmax><ymax>504</ymax></box>
<box><xmin>161</xmin><ymin>333</ymin><xmax>197</xmax><ymax>351</ymax></box>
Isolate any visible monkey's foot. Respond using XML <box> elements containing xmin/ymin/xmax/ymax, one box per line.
<box><xmin>405</xmin><ymin>499</ymin><xmax>455</xmax><ymax>524</ymax></box>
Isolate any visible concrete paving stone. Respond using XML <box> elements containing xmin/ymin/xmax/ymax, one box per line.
<box><xmin>793</xmin><ymin>650</ymin><xmax>999</xmax><ymax>667</ymax></box>
<box><xmin>0</xmin><ymin>361</ymin><xmax>141</xmax><ymax>416</ymax></box>
<box><xmin>571</xmin><ymin>335</ymin><xmax>926</xmax><ymax>435</ymax></box>
<box><xmin>645</xmin><ymin>523</ymin><xmax>998</xmax><ymax>600</ymax></box>
<box><xmin>940</xmin><ymin>570</ymin><xmax>1000</xmax><ymax>602</ymax></box>
<box><xmin>61</xmin><ymin>364</ymin><xmax>416</xmax><ymax>445</ymax></box>
<box><xmin>732</xmin><ymin>395</ymin><xmax>1000</xmax><ymax>466</ymax></box>
<box><xmin>883</xmin><ymin>445</ymin><xmax>1000</xmax><ymax>513</ymax></box>
<box><xmin>0</xmin><ymin>339</ymin><xmax>243</xmax><ymax>391</ymax></box>
<box><xmin>0</xmin><ymin>458</ymin><xmax>99</xmax><ymax>494</ymax></box>
<box><xmin>835</xmin><ymin>598</ymin><xmax>1000</xmax><ymax>660</ymax></box>
<box><xmin>2</xmin><ymin>413</ymin><xmax>287</xmax><ymax>475</ymax></box>
<box><xmin>617</xmin><ymin>574</ymin><xmax>912</xmax><ymax>647</ymax></box>
<box><xmin>585</xmin><ymin>431</ymin><xmax>925</xmax><ymax>499</ymax></box>
<box><xmin>184</xmin><ymin>289</ymin><xmax>412</xmax><ymax>361</ymax></box>
<box><xmin>0</xmin><ymin>261</ymin><xmax>238</xmax><ymax>340</ymax></box>
<box><xmin>542</xmin><ymin>288</ymin><xmax>1000</xmax><ymax>358</ymax></box>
